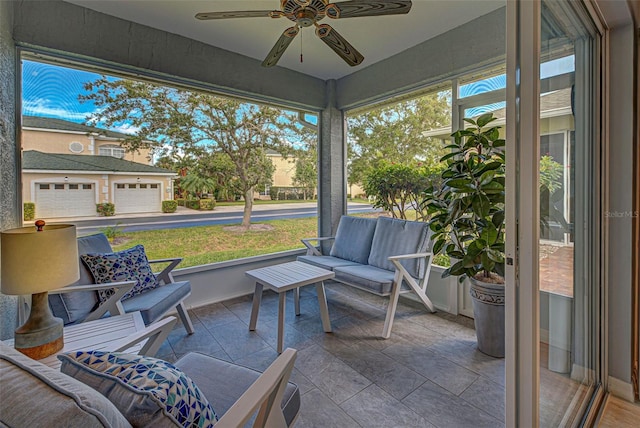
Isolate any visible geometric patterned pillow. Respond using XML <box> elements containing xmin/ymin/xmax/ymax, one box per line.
<box><xmin>58</xmin><ymin>351</ymin><xmax>218</xmax><ymax>427</ymax></box>
<box><xmin>81</xmin><ymin>245</ymin><xmax>160</xmax><ymax>303</ymax></box>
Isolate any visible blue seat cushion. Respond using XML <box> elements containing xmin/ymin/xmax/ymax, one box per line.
<box><xmin>297</xmin><ymin>255</ymin><xmax>360</xmax><ymax>271</ymax></box>
<box><xmin>367</xmin><ymin>217</ymin><xmax>431</xmax><ymax>278</ymax></box>
<box><xmin>333</xmin><ymin>264</ymin><xmax>410</xmax><ymax>295</ymax></box>
<box><xmin>122</xmin><ymin>281</ymin><xmax>191</xmax><ymax>325</ymax></box>
<box><xmin>329</xmin><ymin>215</ymin><xmax>377</xmax><ymax>264</ymax></box>
<box><xmin>175</xmin><ymin>352</ymin><xmax>300</xmax><ymax>427</ymax></box>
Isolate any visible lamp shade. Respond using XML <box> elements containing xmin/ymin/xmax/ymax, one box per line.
<box><xmin>1</xmin><ymin>224</ymin><xmax>79</xmax><ymax>295</ymax></box>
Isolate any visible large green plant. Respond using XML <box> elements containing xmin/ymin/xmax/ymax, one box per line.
<box><xmin>424</xmin><ymin>113</ymin><xmax>505</xmax><ymax>282</ymax></box>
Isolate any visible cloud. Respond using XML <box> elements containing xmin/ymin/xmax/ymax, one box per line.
<box><xmin>22</xmin><ymin>98</ymin><xmax>89</xmax><ymax>122</ymax></box>
<box><xmin>109</xmin><ymin>123</ymin><xmax>141</xmax><ymax>135</ymax></box>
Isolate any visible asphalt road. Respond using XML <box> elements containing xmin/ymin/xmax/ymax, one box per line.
<box><xmin>47</xmin><ymin>202</ymin><xmax>377</xmax><ymax>234</ymax></box>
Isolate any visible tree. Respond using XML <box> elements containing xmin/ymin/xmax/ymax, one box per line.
<box><xmin>81</xmin><ymin>77</ymin><xmax>298</xmax><ymax>228</ymax></box>
<box><xmin>347</xmin><ymin>92</ymin><xmax>451</xmax><ymax>187</ymax></box>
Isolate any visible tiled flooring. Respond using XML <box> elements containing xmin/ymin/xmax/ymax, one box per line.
<box><xmin>156</xmin><ymin>282</ymin><xmax>507</xmax><ymax>427</ymax></box>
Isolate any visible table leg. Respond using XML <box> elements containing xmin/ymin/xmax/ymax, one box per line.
<box><xmin>277</xmin><ymin>292</ymin><xmax>286</xmax><ymax>354</ymax></box>
<box><xmin>249</xmin><ymin>283</ymin><xmax>263</xmax><ymax>331</ymax></box>
<box><xmin>315</xmin><ymin>282</ymin><xmax>332</xmax><ymax>333</ymax></box>
<box><xmin>294</xmin><ymin>288</ymin><xmax>301</xmax><ymax>316</ymax></box>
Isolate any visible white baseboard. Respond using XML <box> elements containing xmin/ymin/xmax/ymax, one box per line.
<box><xmin>608</xmin><ymin>376</ymin><xmax>636</xmax><ymax>402</ymax></box>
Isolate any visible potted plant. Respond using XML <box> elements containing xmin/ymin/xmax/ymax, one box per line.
<box><xmin>424</xmin><ymin>112</ymin><xmax>506</xmax><ymax>357</ymax></box>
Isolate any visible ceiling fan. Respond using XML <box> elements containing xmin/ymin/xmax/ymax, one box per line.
<box><xmin>196</xmin><ymin>1</ymin><xmax>412</xmax><ymax>68</ymax></box>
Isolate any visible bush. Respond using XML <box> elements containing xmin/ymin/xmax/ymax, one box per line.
<box><xmin>100</xmin><ymin>223</ymin><xmax>123</xmax><ymax>243</ymax></box>
<box><xmin>199</xmin><ymin>198</ymin><xmax>216</xmax><ymax>210</ymax></box>
<box><xmin>270</xmin><ymin>186</ymin><xmax>309</xmax><ymax>200</ymax></box>
<box><xmin>176</xmin><ymin>198</ymin><xmax>186</xmax><ymax>207</ymax></box>
<box><xmin>162</xmin><ymin>200</ymin><xmax>178</xmax><ymax>213</ymax></box>
<box><xmin>96</xmin><ymin>202</ymin><xmax>115</xmax><ymax>216</ymax></box>
<box><xmin>23</xmin><ymin>202</ymin><xmax>35</xmax><ymax>221</ymax></box>
<box><xmin>185</xmin><ymin>200</ymin><xmax>200</xmax><ymax>210</ymax></box>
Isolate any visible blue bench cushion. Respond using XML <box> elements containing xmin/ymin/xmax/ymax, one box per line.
<box><xmin>122</xmin><ymin>281</ymin><xmax>191</xmax><ymax>325</ymax></box>
<box><xmin>297</xmin><ymin>255</ymin><xmax>360</xmax><ymax>271</ymax></box>
<box><xmin>367</xmin><ymin>217</ymin><xmax>431</xmax><ymax>278</ymax></box>
<box><xmin>49</xmin><ymin>234</ymin><xmax>112</xmax><ymax>325</ymax></box>
<box><xmin>329</xmin><ymin>216</ymin><xmax>377</xmax><ymax>264</ymax></box>
<box><xmin>175</xmin><ymin>352</ymin><xmax>300</xmax><ymax>427</ymax></box>
<box><xmin>333</xmin><ymin>264</ymin><xmax>410</xmax><ymax>295</ymax></box>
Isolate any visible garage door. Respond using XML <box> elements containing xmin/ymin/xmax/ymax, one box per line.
<box><xmin>114</xmin><ymin>183</ymin><xmax>161</xmax><ymax>214</ymax></box>
<box><xmin>35</xmin><ymin>183</ymin><xmax>96</xmax><ymax>218</ymax></box>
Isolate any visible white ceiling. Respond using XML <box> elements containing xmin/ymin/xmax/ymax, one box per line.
<box><xmin>65</xmin><ymin>1</ymin><xmax>504</xmax><ymax>80</ymax></box>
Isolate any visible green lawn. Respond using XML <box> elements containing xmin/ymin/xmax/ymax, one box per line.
<box><xmin>112</xmin><ymin>217</ymin><xmax>318</xmax><ymax>268</ymax></box>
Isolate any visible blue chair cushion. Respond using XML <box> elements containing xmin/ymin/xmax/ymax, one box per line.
<box><xmin>367</xmin><ymin>217</ymin><xmax>431</xmax><ymax>278</ymax></box>
<box><xmin>59</xmin><ymin>350</ymin><xmax>218</xmax><ymax>427</ymax></box>
<box><xmin>122</xmin><ymin>281</ymin><xmax>191</xmax><ymax>325</ymax></box>
<box><xmin>333</xmin><ymin>264</ymin><xmax>410</xmax><ymax>295</ymax></box>
<box><xmin>49</xmin><ymin>233</ymin><xmax>112</xmax><ymax>325</ymax></box>
<box><xmin>329</xmin><ymin>216</ymin><xmax>377</xmax><ymax>264</ymax></box>
<box><xmin>297</xmin><ymin>255</ymin><xmax>360</xmax><ymax>271</ymax></box>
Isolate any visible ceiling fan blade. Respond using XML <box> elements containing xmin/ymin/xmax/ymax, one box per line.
<box><xmin>262</xmin><ymin>26</ymin><xmax>300</xmax><ymax>68</ymax></box>
<box><xmin>325</xmin><ymin>1</ymin><xmax>412</xmax><ymax>19</ymax></box>
<box><xmin>315</xmin><ymin>24</ymin><xmax>364</xmax><ymax>67</ymax></box>
<box><xmin>195</xmin><ymin>10</ymin><xmax>275</xmax><ymax>20</ymax></box>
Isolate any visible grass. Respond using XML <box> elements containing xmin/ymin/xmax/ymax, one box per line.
<box><xmin>112</xmin><ymin>217</ymin><xmax>318</xmax><ymax>268</ymax></box>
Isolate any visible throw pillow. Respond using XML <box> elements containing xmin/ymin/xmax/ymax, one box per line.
<box><xmin>81</xmin><ymin>245</ymin><xmax>160</xmax><ymax>303</ymax></box>
<box><xmin>58</xmin><ymin>351</ymin><xmax>218</xmax><ymax>428</ymax></box>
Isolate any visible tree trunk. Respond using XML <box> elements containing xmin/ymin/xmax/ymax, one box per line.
<box><xmin>242</xmin><ymin>188</ymin><xmax>254</xmax><ymax>228</ymax></box>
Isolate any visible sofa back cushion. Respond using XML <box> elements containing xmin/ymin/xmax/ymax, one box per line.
<box><xmin>367</xmin><ymin>217</ymin><xmax>431</xmax><ymax>278</ymax></box>
<box><xmin>49</xmin><ymin>233</ymin><xmax>113</xmax><ymax>325</ymax></box>
<box><xmin>0</xmin><ymin>343</ymin><xmax>131</xmax><ymax>428</ymax></box>
<box><xmin>330</xmin><ymin>216</ymin><xmax>377</xmax><ymax>264</ymax></box>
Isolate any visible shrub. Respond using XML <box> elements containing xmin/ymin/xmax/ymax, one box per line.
<box><xmin>100</xmin><ymin>223</ymin><xmax>123</xmax><ymax>243</ymax></box>
<box><xmin>96</xmin><ymin>202</ymin><xmax>115</xmax><ymax>216</ymax></box>
<box><xmin>199</xmin><ymin>198</ymin><xmax>216</xmax><ymax>210</ymax></box>
<box><xmin>23</xmin><ymin>202</ymin><xmax>35</xmax><ymax>221</ymax></box>
<box><xmin>162</xmin><ymin>200</ymin><xmax>178</xmax><ymax>213</ymax></box>
<box><xmin>185</xmin><ymin>200</ymin><xmax>200</xmax><ymax>210</ymax></box>
<box><xmin>176</xmin><ymin>198</ymin><xmax>186</xmax><ymax>207</ymax></box>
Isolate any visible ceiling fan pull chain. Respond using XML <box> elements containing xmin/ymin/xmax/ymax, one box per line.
<box><xmin>300</xmin><ymin>30</ymin><xmax>303</xmax><ymax>63</ymax></box>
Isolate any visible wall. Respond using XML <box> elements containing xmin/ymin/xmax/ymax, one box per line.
<box><xmin>607</xmin><ymin>23</ymin><xmax>635</xmax><ymax>398</ymax></box>
<box><xmin>0</xmin><ymin>0</ymin><xmax>18</xmax><ymax>340</ymax></box>
<box><xmin>23</xmin><ymin>129</ymin><xmax>151</xmax><ymax>164</ymax></box>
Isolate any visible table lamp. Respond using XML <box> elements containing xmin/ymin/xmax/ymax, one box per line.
<box><xmin>1</xmin><ymin>220</ymin><xmax>79</xmax><ymax>359</ymax></box>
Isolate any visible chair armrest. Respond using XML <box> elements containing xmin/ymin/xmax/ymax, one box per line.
<box><xmin>50</xmin><ymin>281</ymin><xmax>136</xmax><ymax>323</ymax></box>
<box><xmin>215</xmin><ymin>348</ymin><xmax>297</xmax><ymax>428</ymax></box>
<box><xmin>149</xmin><ymin>258</ymin><xmax>182</xmax><ymax>284</ymax></box>
<box><xmin>387</xmin><ymin>252</ymin><xmax>433</xmax><ymax>261</ymax></box>
<box><xmin>111</xmin><ymin>316</ymin><xmax>177</xmax><ymax>357</ymax></box>
<box><xmin>300</xmin><ymin>237</ymin><xmax>335</xmax><ymax>256</ymax></box>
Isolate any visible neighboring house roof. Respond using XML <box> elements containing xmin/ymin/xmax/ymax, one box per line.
<box><xmin>490</xmin><ymin>87</ymin><xmax>572</xmax><ymax>119</ymax></box>
<box><xmin>22</xmin><ymin>115</ymin><xmax>132</xmax><ymax>140</ymax></box>
<box><xmin>23</xmin><ymin>150</ymin><xmax>175</xmax><ymax>175</ymax></box>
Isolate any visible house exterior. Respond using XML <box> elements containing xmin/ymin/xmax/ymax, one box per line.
<box><xmin>21</xmin><ymin>116</ymin><xmax>175</xmax><ymax>217</ymax></box>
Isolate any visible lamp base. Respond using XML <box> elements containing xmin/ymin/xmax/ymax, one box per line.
<box><xmin>14</xmin><ymin>292</ymin><xmax>64</xmax><ymax>359</ymax></box>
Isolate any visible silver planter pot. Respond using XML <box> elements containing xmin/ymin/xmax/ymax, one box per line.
<box><xmin>469</xmin><ymin>277</ymin><xmax>505</xmax><ymax>358</ymax></box>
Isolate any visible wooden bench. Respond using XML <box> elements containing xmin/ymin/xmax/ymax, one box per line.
<box><xmin>298</xmin><ymin>215</ymin><xmax>435</xmax><ymax>338</ymax></box>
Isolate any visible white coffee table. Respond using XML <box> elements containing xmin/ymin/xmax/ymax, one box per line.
<box><xmin>246</xmin><ymin>261</ymin><xmax>335</xmax><ymax>353</ymax></box>
<box><xmin>5</xmin><ymin>312</ymin><xmax>176</xmax><ymax>369</ymax></box>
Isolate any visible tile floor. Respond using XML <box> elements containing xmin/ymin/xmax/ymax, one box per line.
<box><xmin>156</xmin><ymin>282</ymin><xmax>507</xmax><ymax>427</ymax></box>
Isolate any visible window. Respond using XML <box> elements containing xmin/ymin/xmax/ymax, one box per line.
<box><xmin>82</xmin><ymin>184</ymin><xmax>93</xmax><ymax>190</ymax></box>
<box><xmin>69</xmin><ymin>184</ymin><xmax>79</xmax><ymax>190</ymax></box>
<box><xmin>140</xmin><ymin>184</ymin><xmax>147</xmax><ymax>189</ymax></box>
<box><xmin>39</xmin><ymin>184</ymin><xmax>50</xmax><ymax>190</ymax></box>
<box><xmin>128</xmin><ymin>184</ymin><xmax>136</xmax><ymax>189</ymax></box>
<box><xmin>54</xmin><ymin>184</ymin><xmax>64</xmax><ymax>190</ymax></box>
<box><xmin>98</xmin><ymin>145</ymin><xmax>125</xmax><ymax>158</ymax></box>
<box><xmin>69</xmin><ymin>141</ymin><xmax>84</xmax><ymax>153</ymax></box>
<box><xmin>116</xmin><ymin>184</ymin><xmax>125</xmax><ymax>189</ymax></box>
<box><xmin>150</xmin><ymin>184</ymin><xmax>158</xmax><ymax>189</ymax></box>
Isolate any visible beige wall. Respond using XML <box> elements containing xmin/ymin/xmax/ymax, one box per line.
<box><xmin>269</xmin><ymin>154</ymin><xmax>296</xmax><ymax>187</ymax></box>
<box><xmin>22</xmin><ymin>172</ymin><xmax>173</xmax><ymax>205</ymax></box>
<box><xmin>22</xmin><ymin>128</ymin><xmax>152</xmax><ymax>164</ymax></box>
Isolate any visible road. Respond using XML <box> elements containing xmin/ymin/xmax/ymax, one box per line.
<box><xmin>44</xmin><ymin>202</ymin><xmax>377</xmax><ymax>234</ymax></box>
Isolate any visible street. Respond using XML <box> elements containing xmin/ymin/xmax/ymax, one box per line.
<box><xmin>43</xmin><ymin>202</ymin><xmax>377</xmax><ymax>234</ymax></box>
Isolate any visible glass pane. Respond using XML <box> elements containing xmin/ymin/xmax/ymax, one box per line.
<box><xmin>539</xmin><ymin>1</ymin><xmax>598</xmax><ymax>426</ymax></box>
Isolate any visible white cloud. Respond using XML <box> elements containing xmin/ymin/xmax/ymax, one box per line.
<box><xmin>22</xmin><ymin>98</ymin><xmax>88</xmax><ymax>122</ymax></box>
<box><xmin>109</xmin><ymin>123</ymin><xmax>141</xmax><ymax>135</ymax></box>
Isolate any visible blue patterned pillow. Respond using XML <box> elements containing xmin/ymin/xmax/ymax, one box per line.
<box><xmin>81</xmin><ymin>245</ymin><xmax>160</xmax><ymax>303</ymax></box>
<box><xmin>58</xmin><ymin>351</ymin><xmax>218</xmax><ymax>427</ymax></box>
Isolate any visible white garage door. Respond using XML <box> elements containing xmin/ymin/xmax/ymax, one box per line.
<box><xmin>115</xmin><ymin>183</ymin><xmax>161</xmax><ymax>214</ymax></box>
<box><xmin>35</xmin><ymin>183</ymin><xmax>96</xmax><ymax>218</ymax></box>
